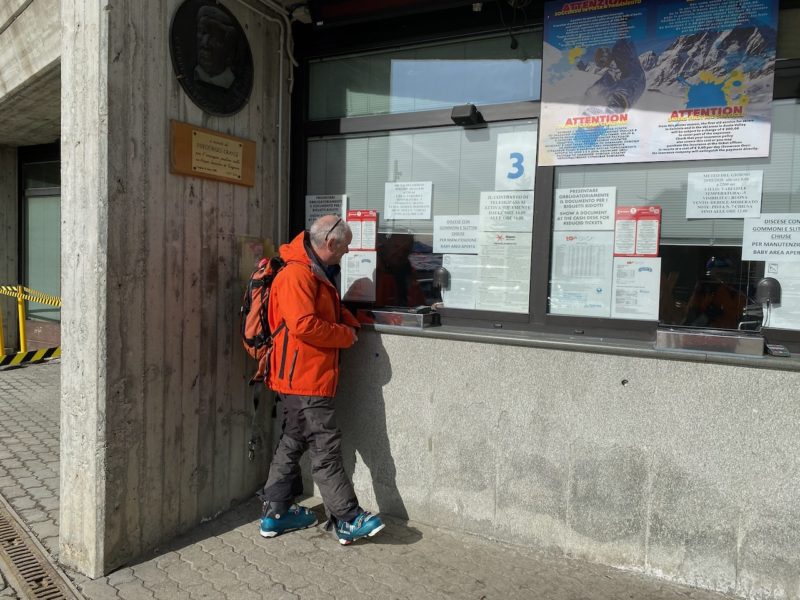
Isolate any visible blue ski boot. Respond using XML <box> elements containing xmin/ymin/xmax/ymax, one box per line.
<box><xmin>260</xmin><ymin>502</ymin><xmax>317</xmax><ymax>538</ymax></box>
<box><xmin>335</xmin><ymin>510</ymin><xmax>385</xmax><ymax>545</ymax></box>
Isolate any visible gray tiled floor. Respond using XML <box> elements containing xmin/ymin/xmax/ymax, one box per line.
<box><xmin>0</xmin><ymin>362</ymin><xmax>739</xmax><ymax>600</ymax></box>
<box><xmin>0</xmin><ymin>361</ymin><xmax>61</xmax><ymax>559</ymax></box>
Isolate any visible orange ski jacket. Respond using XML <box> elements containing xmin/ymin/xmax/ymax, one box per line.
<box><xmin>267</xmin><ymin>231</ymin><xmax>360</xmax><ymax>397</ymax></box>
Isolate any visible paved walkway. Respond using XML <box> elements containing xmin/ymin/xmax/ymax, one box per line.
<box><xmin>0</xmin><ymin>362</ymin><xmax>739</xmax><ymax>600</ymax></box>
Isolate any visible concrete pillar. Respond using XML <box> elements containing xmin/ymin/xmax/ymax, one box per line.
<box><xmin>60</xmin><ymin>0</ymin><xmax>288</xmax><ymax>577</ymax></box>
<box><xmin>0</xmin><ymin>145</ymin><xmax>18</xmax><ymax>353</ymax></box>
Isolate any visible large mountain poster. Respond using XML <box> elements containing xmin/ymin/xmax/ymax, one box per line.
<box><xmin>538</xmin><ymin>0</ymin><xmax>779</xmax><ymax>166</ymax></box>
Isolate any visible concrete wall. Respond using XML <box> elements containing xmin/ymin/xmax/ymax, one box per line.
<box><xmin>338</xmin><ymin>332</ymin><xmax>800</xmax><ymax>600</ymax></box>
<box><xmin>60</xmin><ymin>0</ymin><xmax>289</xmax><ymax>576</ymax></box>
<box><xmin>0</xmin><ymin>146</ymin><xmax>18</xmax><ymax>353</ymax></box>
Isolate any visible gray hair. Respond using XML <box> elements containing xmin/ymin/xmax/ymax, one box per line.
<box><xmin>309</xmin><ymin>215</ymin><xmax>351</xmax><ymax>248</ymax></box>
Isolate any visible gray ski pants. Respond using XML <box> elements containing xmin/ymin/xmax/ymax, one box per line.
<box><xmin>262</xmin><ymin>394</ymin><xmax>360</xmax><ymax>522</ymax></box>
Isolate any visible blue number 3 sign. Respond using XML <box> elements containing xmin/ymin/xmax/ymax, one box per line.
<box><xmin>507</xmin><ymin>152</ymin><xmax>524</xmax><ymax>180</ymax></box>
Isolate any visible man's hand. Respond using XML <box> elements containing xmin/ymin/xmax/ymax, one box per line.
<box><xmin>350</xmin><ymin>327</ymin><xmax>359</xmax><ymax>345</ymax></box>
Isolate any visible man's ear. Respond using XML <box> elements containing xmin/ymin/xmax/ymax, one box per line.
<box><xmin>325</xmin><ymin>238</ymin><xmax>339</xmax><ymax>254</ymax></box>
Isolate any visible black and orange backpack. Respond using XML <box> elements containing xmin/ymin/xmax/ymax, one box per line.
<box><xmin>240</xmin><ymin>255</ymin><xmax>286</xmax><ymax>385</ymax></box>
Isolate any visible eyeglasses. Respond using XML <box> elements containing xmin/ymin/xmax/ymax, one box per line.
<box><xmin>324</xmin><ymin>217</ymin><xmax>342</xmax><ymax>242</ymax></box>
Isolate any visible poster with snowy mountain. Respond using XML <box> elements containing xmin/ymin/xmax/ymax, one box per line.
<box><xmin>539</xmin><ymin>0</ymin><xmax>778</xmax><ymax>166</ymax></box>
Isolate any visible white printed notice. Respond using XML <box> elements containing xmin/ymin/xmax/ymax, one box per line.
<box><xmin>476</xmin><ymin>231</ymin><xmax>532</xmax><ymax>313</ymax></box>
<box><xmin>385</xmin><ymin>181</ymin><xmax>432</xmax><ymax>220</ymax></box>
<box><xmin>550</xmin><ymin>231</ymin><xmax>614</xmax><ymax>317</ymax></box>
<box><xmin>495</xmin><ymin>131</ymin><xmax>538</xmax><ymax>191</ymax></box>
<box><xmin>553</xmin><ymin>187</ymin><xmax>616</xmax><ymax>231</ymax></box>
<box><xmin>611</xmin><ymin>257</ymin><xmax>661</xmax><ymax>320</ymax></box>
<box><xmin>742</xmin><ymin>213</ymin><xmax>800</xmax><ymax>261</ymax></box>
<box><xmin>763</xmin><ymin>262</ymin><xmax>800</xmax><ymax>330</ymax></box>
<box><xmin>433</xmin><ymin>215</ymin><xmax>479</xmax><ymax>254</ymax></box>
<box><xmin>342</xmin><ymin>251</ymin><xmax>377</xmax><ymax>302</ymax></box>
<box><xmin>479</xmin><ymin>191</ymin><xmax>534</xmax><ymax>232</ymax></box>
<box><xmin>441</xmin><ymin>254</ymin><xmax>480</xmax><ymax>310</ymax></box>
<box><xmin>686</xmin><ymin>171</ymin><xmax>763</xmax><ymax>218</ymax></box>
<box><xmin>305</xmin><ymin>195</ymin><xmax>346</xmax><ymax>230</ymax></box>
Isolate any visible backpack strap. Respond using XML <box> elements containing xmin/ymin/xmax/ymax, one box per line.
<box><xmin>247</xmin><ymin>387</ymin><xmax>264</xmax><ymax>462</ymax></box>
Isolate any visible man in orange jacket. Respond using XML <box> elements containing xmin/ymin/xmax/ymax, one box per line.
<box><xmin>259</xmin><ymin>214</ymin><xmax>385</xmax><ymax>545</ymax></box>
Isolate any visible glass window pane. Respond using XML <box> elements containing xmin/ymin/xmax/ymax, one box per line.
<box><xmin>777</xmin><ymin>8</ymin><xmax>800</xmax><ymax>59</ymax></box>
<box><xmin>309</xmin><ymin>32</ymin><xmax>542</xmax><ymax>120</ymax></box>
<box><xmin>549</xmin><ymin>99</ymin><xmax>800</xmax><ymax>330</ymax></box>
<box><xmin>23</xmin><ymin>161</ymin><xmax>60</xmax><ymax>190</ymax></box>
<box><xmin>26</xmin><ymin>195</ymin><xmax>61</xmax><ymax>322</ymax></box>
<box><xmin>307</xmin><ymin>120</ymin><xmax>538</xmax><ymax>313</ymax></box>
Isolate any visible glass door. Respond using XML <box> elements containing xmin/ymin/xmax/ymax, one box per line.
<box><xmin>24</xmin><ymin>188</ymin><xmax>60</xmax><ymax>322</ymax></box>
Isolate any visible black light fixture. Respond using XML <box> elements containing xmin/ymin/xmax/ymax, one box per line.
<box><xmin>450</xmin><ymin>103</ymin><xmax>484</xmax><ymax>126</ymax></box>
<box><xmin>755</xmin><ymin>277</ymin><xmax>782</xmax><ymax>305</ymax></box>
<box><xmin>432</xmin><ymin>266</ymin><xmax>451</xmax><ymax>291</ymax></box>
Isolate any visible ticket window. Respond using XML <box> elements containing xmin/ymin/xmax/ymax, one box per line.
<box><xmin>305</xmin><ymin>32</ymin><xmax>543</xmax><ymax>315</ymax></box>
<box><xmin>307</xmin><ymin>119</ymin><xmax>539</xmax><ymax>313</ymax></box>
<box><xmin>549</xmin><ymin>99</ymin><xmax>800</xmax><ymax>331</ymax></box>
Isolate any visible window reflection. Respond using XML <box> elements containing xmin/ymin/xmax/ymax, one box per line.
<box><xmin>389</xmin><ymin>59</ymin><xmax>541</xmax><ymax>113</ymax></box>
<box><xmin>309</xmin><ymin>32</ymin><xmax>543</xmax><ymax>120</ymax></box>
<box><xmin>659</xmin><ymin>246</ymin><xmax>763</xmax><ymax>330</ymax></box>
<box><xmin>375</xmin><ymin>232</ymin><xmax>441</xmax><ymax>307</ymax></box>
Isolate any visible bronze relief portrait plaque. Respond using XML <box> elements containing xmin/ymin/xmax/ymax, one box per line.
<box><xmin>170</xmin><ymin>0</ymin><xmax>254</xmax><ymax>116</ymax></box>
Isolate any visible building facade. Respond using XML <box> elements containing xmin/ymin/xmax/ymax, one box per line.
<box><xmin>2</xmin><ymin>1</ymin><xmax>800</xmax><ymax>598</ymax></box>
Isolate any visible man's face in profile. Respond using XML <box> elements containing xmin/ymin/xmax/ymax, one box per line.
<box><xmin>327</xmin><ymin>232</ymin><xmax>353</xmax><ymax>266</ymax></box>
<box><xmin>196</xmin><ymin>7</ymin><xmax>236</xmax><ymax>76</ymax></box>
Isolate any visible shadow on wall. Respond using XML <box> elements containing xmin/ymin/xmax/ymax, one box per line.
<box><xmin>336</xmin><ymin>333</ymin><xmax>409</xmax><ymax>521</ymax></box>
<box><xmin>567</xmin><ymin>444</ymin><xmax>650</xmax><ymax>547</ymax></box>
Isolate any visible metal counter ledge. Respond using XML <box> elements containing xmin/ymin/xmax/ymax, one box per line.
<box><xmin>362</xmin><ymin>323</ymin><xmax>800</xmax><ymax>373</ymax></box>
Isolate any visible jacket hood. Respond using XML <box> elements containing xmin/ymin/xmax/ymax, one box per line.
<box><xmin>279</xmin><ymin>231</ymin><xmax>313</xmax><ymax>266</ymax></box>
<box><xmin>279</xmin><ymin>231</ymin><xmax>337</xmax><ymax>285</ymax></box>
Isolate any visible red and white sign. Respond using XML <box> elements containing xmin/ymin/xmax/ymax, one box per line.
<box><xmin>613</xmin><ymin>206</ymin><xmax>661</xmax><ymax>258</ymax></box>
<box><xmin>346</xmin><ymin>209</ymin><xmax>378</xmax><ymax>251</ymax></box>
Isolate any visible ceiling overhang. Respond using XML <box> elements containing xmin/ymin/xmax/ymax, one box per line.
<box><xmin>0</xmin><ymin>61</ymin><xmax>60</xmax><ymax>148</ymax></box>
<box><xmin>304</xmin><ymin>0</ymin><xmax>479</xmax><ymax>26</ymax></box>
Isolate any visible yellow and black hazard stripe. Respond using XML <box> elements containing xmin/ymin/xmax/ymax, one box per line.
<box><xmin>0</xmin><ymin>286</ymin><xmax>61</xmax><ymax>308</ymax></box>
<box><xmin>0</xmin><ymin>346</ymin><xmax>60</xmax><ymax>367</ymax></box>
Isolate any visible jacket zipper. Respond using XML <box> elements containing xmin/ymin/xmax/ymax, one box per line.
<box><xmin>333</xmin><ymin>348</ymin><xmax>340</xmax><ymax>392</ymax></box>
<box><xmin>306</xmin><ymin>266</ymin><xmax>344</xmax><ymax>393</ymax></box>
<box><xmin>287</xmin><ymin>349</ymin><xmax>299</xmax><ymax>387</ymax></box>
<box><xmin>277</xmin><ymin>328</ymin><xmax>289</xmax><ymax>379</ymax></box>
